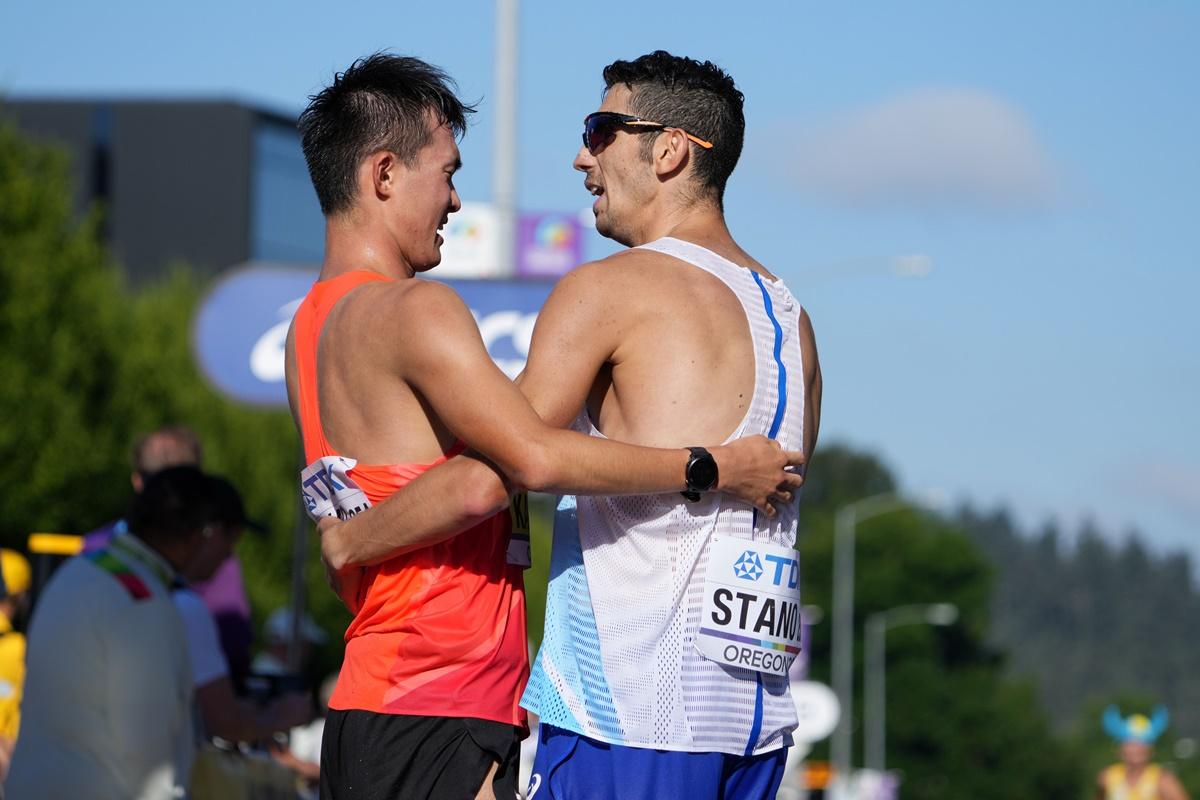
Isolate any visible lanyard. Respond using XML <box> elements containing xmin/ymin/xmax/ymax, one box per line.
<box><xmin>108</xmin><ymin>534</ymin><xmax>179</xmax><ymax>592</ymax></box>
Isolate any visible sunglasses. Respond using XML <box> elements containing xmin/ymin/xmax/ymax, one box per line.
<box><xmin>582</xmin><ymin>112</ymin><xmax>714</xmax><ymax>155</ymax></box>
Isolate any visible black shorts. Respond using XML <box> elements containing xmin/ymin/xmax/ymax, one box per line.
<box><xmin>319</xmin><ymin>709</ymin><xmax>522</xmax><ymax>800</ymax></box>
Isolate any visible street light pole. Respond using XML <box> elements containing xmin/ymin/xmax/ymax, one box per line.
<box><xmin>863</xmin><ymin>603</ymin><xmax>958</xmax><ymax>773</ymax></box>
<box><xmin>830</xmin><ymin>493</ymin><xmax>909</xmax><ymax>789</ymax></box>
<box><xmin>492</xmin><ymin>0</ymin><xmax>519</xmax><ymax>274</ymax></box>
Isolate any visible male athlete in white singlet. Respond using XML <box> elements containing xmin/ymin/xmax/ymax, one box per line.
<box><xmin>519</xmin><ymin>51</ymin><xmax>822</xmax><ymax>800</ymax></box>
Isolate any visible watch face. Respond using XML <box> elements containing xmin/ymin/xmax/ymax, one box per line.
<box><xmin>689</xmin><ymin>454</ymin><xmax>718</xmax><ymax>491</ymax></box>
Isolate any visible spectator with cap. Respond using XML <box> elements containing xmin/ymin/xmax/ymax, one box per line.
<box><xmin>82</xmin><ymin>425</ymin><xmax>204</xmax><ymax>551</ymax></box>
<box><xmin>1096</xmin><ymin>705</ymin><xmax>1190</xmax><ymax>800</ymax></box>
<box><xmin>175</xmin><ymin>475</ymin><xmax>310</xmax><ymax>746</ymax></box>
<box><xmin>0</xmin><ymin>549</ymin><xmax>30</xmax><ymax>782</ymax></box>
<box><xmin>7</xmin><ymin>467</ymin><xmax>222</xmax><ymax>800</ymax></box>
<box><xmin>85</xmin><ymin>425</ymin><xmax>257</xmax><ymax>688</ymax></box>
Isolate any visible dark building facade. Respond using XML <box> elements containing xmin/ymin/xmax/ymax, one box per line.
<box><xmin>1</xmin><ymin>99</ymin><xmax>324</xmax><ymax>283</ymax></box>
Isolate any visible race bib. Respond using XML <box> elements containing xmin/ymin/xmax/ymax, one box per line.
<box><xmin>507</xmin><ymin>491</ymin><xmax>532</xmax><ymax>569</ymax></box>
<box><xmin>695</xmin><ymin>536</ymin><xmax>802</xmax><ymax>676</ymax></box>
<box><xmin>300</xmin><ymin>456</ymin><xmax>372</xmax><ymax>522</ymax></box>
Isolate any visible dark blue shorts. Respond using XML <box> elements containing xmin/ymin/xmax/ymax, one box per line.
<box><xmin>527</xmin><ymin>723</ymin><xmax>788</xmax><ymax>800</ymax></box>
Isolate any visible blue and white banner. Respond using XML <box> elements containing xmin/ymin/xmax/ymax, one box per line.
<box><xmin>193</xmin><ymin>262</ymin><xmax>554</xmax><ymax>407</ymax></box>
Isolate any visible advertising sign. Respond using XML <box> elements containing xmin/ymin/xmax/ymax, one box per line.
<box><xmin>516</xmin><ymin>212</ymin><xmax>584</xmax><ymax>278</ymax></box>
<box><xmin>436</xmin><ymin>202</ymin><xmax>507</xmax><ymax>278</ymax></box>
<box><xmin>193</xmin><ymin>263</ymin><xmax>553</xmax><ymax>407</ymax></box>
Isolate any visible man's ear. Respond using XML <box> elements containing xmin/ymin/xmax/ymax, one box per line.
<box><xmin>367</xmin><ymin>151</ymin><xmax>399</xmax><ymax>200</ymax></box>
<box><xmin>653</xmin><ymin>129</ymin><xmax>691</xmax><ymax>178</ymax></box>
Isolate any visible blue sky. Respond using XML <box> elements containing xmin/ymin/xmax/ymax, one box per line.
<box><xmin>4</xmin><ymin>1</ymin><xmax>1197</xmax><ymax>564</ymax></box>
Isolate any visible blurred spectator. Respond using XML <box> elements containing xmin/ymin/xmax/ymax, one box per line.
<box><xmin>85</xmin><ymin>425</ymin><xmax>256</xmax><ymax>688</ymax></box>
<box><xmin>82</xmin><ymin>425</ymin><xmax>204</xmax><ymax>551</ymax></box>
<box><xmin>0</xmin><ymin>549</ymin><xmax>30</xmax><ymax>782</ymax></box>
<box><xmin>176</xmin><ymin>476</ymin><xmax>310</xmax><ymax>745</ymax></box>
<box><xmin>252</xmin><ymin>608</ymin><xmax>327</xmax><ymax>678</ymax></box>
<box><xmin>8</xmin><ymin>467</ymin><xmax>221</xmax><ymax>800</ymax></box>
<box><xmin>1096</xmin><ymin>705</ymin><xmax>1190</xmax><ymax>800</ymax></box>
<box><xmin>270</xmin><ymin>671</ymin><xmax>338</xmax><ymax>800</ymax></box>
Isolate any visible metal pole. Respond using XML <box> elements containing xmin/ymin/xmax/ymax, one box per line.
<box><xmin>830</xmin><ymin>493</ymin><xmax>909</xmax><ymax>793</ymax></box>
<box><xmin>830</xmin><ymin>505</ymin><xmax>857</xmax><ymax>786</ymax></box>
<box><xmin>492</xmin><ymin>0</ymin><xmax>519</xmax><ymax>275</ymax></box>
<box><xmin>287</xmin><ymin>445</ymin><xmax>309</xmax><ymax>672</ymax></box>
<box><xmin>864</xmin><ymin>615</ymin><xmax>886</xmax><ymax>772</ymax></box>
<box><xmin>862</xmin><ymin>604</ymin><xmax>958</xmax><ymax>775</ymax></box>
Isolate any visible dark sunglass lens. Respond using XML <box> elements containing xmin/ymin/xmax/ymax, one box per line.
<box><xmin>585</xmin><ymin>115</ymin><xmax>616</xmax><ymax>154</ymax></box>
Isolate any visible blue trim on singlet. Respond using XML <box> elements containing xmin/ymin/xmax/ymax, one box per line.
<box><xmin>746</xmin><ymin>271</ymin><xmax>789</xmax><ymax>754</ymax></box>
<box><xmin>751</xmin><ymin>271</ymin><xmax>788</xmax><ymax>440</ymax></box>
<box><xmin>745</xmin><ymin>672</ymin><xmax>766</xmax><ymax>757</ymax></box>
<box><xmin>522</xmin><ymin>495</ymin><xmax>618</xmax><ymax>740</ymax></box>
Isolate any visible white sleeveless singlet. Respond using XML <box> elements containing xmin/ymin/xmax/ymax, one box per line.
<box><xmin>521</xmin><ymin>237</ymin><xmax>807</xmax><ymax>755</ymax></box>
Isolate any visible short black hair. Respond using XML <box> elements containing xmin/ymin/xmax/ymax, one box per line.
<box><xmin>299</xmin><ymin>53</ymin><xmax>476</xmax><ymax>216</ymax></box>
<box><xmin>602</xmin><ymin>51</ymin><xmax>745</xmax><ymax>208</ymax></box>
<box><xmin>127</xmin><ymin>466</ymin><xmax>222</xmax><ymax>547</ymax></box>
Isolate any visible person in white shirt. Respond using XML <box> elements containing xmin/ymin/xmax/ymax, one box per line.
<box><xmin>174</xmin><ymin>476</ymin><xmax>310</xmax><ymax>744</ymax></box>
<box><xmin>7</xmin><ymin>467</ymin><xmax>222</xmax><ymax>800</ymax></box>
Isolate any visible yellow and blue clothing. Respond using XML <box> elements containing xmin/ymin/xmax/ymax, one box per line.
<box><xmin>0</xmin><ymin>614</ymin><xmax>25</xmax><ymax>741</ymax></box>
<box><xmin>1101</xmin><ymin>764</ymin><xmax>1163</xmax><ymax>800</ymax></box>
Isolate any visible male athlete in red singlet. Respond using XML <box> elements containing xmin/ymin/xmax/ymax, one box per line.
<box><xmin>285</xmin><ymin>55</ymin><xmax>805</xmax><ymax>800</ymax></box>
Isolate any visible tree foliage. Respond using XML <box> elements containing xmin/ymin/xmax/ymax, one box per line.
<box><xmin>961</xmin><ymin>506</ymin><xmax>1200</xmax><ymax>796</ymax></box>
<box><xmin>0</xmin><ymin>123</ymin><xmax>350</xmax><ymax>664</ymax></box>
<box><xmin>798</xmin><ymin>445</ymin><xmax>1081</xmax><ymax>798</ymax></box>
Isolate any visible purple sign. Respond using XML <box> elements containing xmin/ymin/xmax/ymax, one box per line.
<box><xmin>516</xmin><ymin>212</ymin><xmax>584</xmax><ymax>278</ymax></box>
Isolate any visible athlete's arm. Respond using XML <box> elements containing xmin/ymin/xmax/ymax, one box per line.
<box><xmin>514</xmin><ymin>262</ymin><xmax>623</xmax><ymax>429</ymax></box>
<box><xmin>286</xmin><ymin>320</ymin><xmax>512</xmax><ymax>574</ymax></box>
<box><xmin>394</xmin><ymin>280</ymin><xmax>803</xmax><ymax>502</ymax></box>
<box><xmin>799</xmin><ymin>308</ymin><xmax>822</xmax><ymax>461</ymax></box>
<box><xmin>318</xmin><ymin>450</ymin><xmax>511</xmax><ymax>570</ymax></box>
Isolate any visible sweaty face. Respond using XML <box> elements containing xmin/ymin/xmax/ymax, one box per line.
<box><xmin>389</xmin><ymin>122</ymin><xmax>463</xmax><ymax>273</ymax></box>
<box><xmin>573</xmin><ymin>85</ymin><xmax>656</xmax><ymax>247</ymax></box>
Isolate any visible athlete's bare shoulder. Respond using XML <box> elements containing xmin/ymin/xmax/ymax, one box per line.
<box><xmin>558</xmin><ymin>247</ymin><xmax>691</xmax><ymax>304</ymax></box>
<box><xmin>332</xmin><ymin>277</ymin><xmax>469</xmax><ymax>341</ymax></box>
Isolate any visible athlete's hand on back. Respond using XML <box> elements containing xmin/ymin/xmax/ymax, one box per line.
<box><xmin>713</xmin><ymin>435</ymin><xmax>805</xmax><ymax>517</ymax></box>
<box><xmin>317</xmin><ymin>516</ymin><xmax>363</xmax><ymax>613</ymax></box>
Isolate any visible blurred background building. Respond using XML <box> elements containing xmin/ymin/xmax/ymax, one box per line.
<box><xmin>3</xmin><ymin>98</ymin><xmax>584</xmax><ymax>285</ymax></box>
<box><xmin>3</xmin><ymin>99</ymin><xmax>324</xmax><ymax>284</ymax></box>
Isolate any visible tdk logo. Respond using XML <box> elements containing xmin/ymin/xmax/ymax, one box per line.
<box><xmin>302</xmin><ymin>464</ymin><xmax>346</xmax><ymax>505</ymax></box>
<box><xmin>734</xmin><ymin>551</ymin><xmax>764</xmax><ymax>581</ymax></box>
<box><xmin>733</xmin><ymin>549</ymin><xmax>799</xmax><ymax>588</ymax></box>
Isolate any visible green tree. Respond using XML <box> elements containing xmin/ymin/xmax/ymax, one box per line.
<box><xmin>0</xmin><ymin>122</ymin><xmax>132</xmax><ymax>539</ymax></box>
<box><xmin>1067</xmin><ymin>694</ymin><xmax>1200</xmax><ymax>799</ymax></box>
<box><xmin>799</xmin><ymin>445</ymin><xmax>1082</xmax><ymax>797</ymax></box>
<box><xmin>0</xmin><ymin>123</ymin><xmax>348</xmax><ymax>667</ymax></box>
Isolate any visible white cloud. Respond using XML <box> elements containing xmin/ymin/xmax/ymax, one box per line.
<box><xmin>780</xmin><ymin>88</ymin><xmax>1059</xmax><ymax>212</ymax></box>
<box><xmin>1123</xmin><ymin>460</ymin><xmax>1200</xmax><ymax>527</ymax></box>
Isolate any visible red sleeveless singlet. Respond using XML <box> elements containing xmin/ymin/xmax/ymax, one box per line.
<box><xmin>292</xmin><ymin>270</ymin><xmax>528</xmax><ymax>728</ymax></box>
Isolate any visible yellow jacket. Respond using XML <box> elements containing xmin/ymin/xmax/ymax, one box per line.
<box><xmin>0</xmin><ymin>614</ymin><xmax>26</xmax><ymax>741</ymax></box>
<box><xmin>1103</xmin><ymin>764</ymin><xmax>1164</xmax><ymax>800</ymax></box>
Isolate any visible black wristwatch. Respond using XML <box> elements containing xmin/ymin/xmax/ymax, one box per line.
<box><xmin>681</xmin><ymin>446</ymin><xmax>719</xmax><ymax>502</ymax></box>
